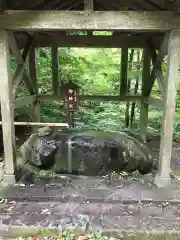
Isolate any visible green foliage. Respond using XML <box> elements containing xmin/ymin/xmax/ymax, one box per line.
<box><xmin>14</xmin><ymin>45</ymin><xmax>180</xmax><ymax>140</ymax></box>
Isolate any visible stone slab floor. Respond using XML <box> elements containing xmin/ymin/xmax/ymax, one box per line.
<box><xmin>0</xmin><ymin>172</ymin><xmax>180</xmax><ymax>238</ymax></box>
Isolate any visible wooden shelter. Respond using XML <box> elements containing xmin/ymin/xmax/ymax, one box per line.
<box><xmin>0</xmin><ymin>0</ymin><xmax>180</xmax><ymax>187</ymax></box>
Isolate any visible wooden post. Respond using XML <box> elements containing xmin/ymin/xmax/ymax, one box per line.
<box><xmin>130</xmin><ymin>78</ymin><xmax>139</xmax><ymax>128</ymax></box>
<box><xmin>125</xmin><ymin>49</ymin><xmax>134</xmax><ymax>128</ymax></box>
<box><xmin>140</xmin><ymin>48</ymin><xmax>151</xmax><ymax>143</ymax></box>
<box><xmin>154</xmin><ymin>29</ymin><xmax>180</xmax><ymax>188</ymax></box>
<box><xmin>120</xmin><ymin>47</ymin><xmax>128</xmax><ymax>96</ymax></box>
<box><xmin>0</xmin><ymin>29</ymin><xmax>16</xmax><ymax>184</ymax></box>
<box><xmin>51</xmin><ymin>46</ymin><xmax>59</xmax><ymax>96</ymax></box>
<box><xmin>29</xmin><ymin>47</ymin><xmax>40</xmax><ymax>130</ymax></box>
<box><xmin>146</xmin><ymin>32</ymin><xmax>169</xmax><ymax>97</ymax></box>
<box><xmin>120</xmin><ymin>47</ymin><xmax>129</xmax><ymax>127</ymax></box>
<box><xmin>0</xmin><ymin>0</ymin><xmax>5</xmax><ymax>14</ymax></box>
<box><xmin>130</xmin><ymin>49</ymin><xmax>141</xmax><ymax>128</ymax></box>
<box><xmin>84</xmin><ymin>0</ymin><xmax>93</xmax><ymax>10</ymax></box>
<box><xmin>125</xmin><ymin>79</ymin><xmax>130</xmax><ymax>128</ymax></box>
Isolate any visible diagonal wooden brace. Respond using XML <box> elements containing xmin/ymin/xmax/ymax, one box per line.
<box><xmin>8</xmin><ymin>31</ymin><xmax>35</xmax><ymax>97</ymax></box>
<box><xmin>146</xmin><ymin>32</ymin><xmax>169</xmax><ymax>97</ymax></box>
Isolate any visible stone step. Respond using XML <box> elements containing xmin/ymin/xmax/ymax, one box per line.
<box><xmin>0</xmin><ymin>200</ymin><xmax>180</xmax><ymax>238</ymax></box>
<box><xmin>0</xmin><ymin>183</ymin><xmax>180</xmax><ymax>204</ymax></box>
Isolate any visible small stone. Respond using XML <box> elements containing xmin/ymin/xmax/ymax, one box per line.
<box><xmin>0</xmin><ymin>199</ymin><xmax>5</xmax><ymax>204</ymax></box>
<box><xmin>40</xmin><ymin>208</ymin><xmax>51</xmax><ymax>215</ymax></box>
<box><xmin>19</xmin><ymin>184</ymin><xmax>25</xmax><ymax>187</ymax></box>
<box><xmin>8</xmin><ymin>201</ymin><xmax>16</xmax><ymax>205</ymax></box>
<box><xmin>7</xmin><ymin>206</ymin><xmax>14</xmax><ymax>212</ymax></box>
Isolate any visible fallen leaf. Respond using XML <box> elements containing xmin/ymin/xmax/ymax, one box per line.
<box><xmin>174</xmin><ymin>210</ymin><xmax>180</xmax><ymax>217</ymax></box>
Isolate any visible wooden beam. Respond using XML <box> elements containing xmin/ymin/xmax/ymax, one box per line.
<box><xmin>38</xmin><ymin>93</ymin><xmax>164</xmax><ymax>109</ymax></box>
<box><xmin>1</xmin><ymin>11</ymin><xmax>180</xmax><ymax>31</ymax></box>
<box><xmin>130</xmin><ymin>77</ymin><xmax>140</xmax><ymax>128</ymax></box>
<box><xmin>154</xmin><ymin>29</ymin><xmax>180</xmax><ymax>188</ymax></box>
<box><xmin>0</xmin><ymin>0</ymin><xmax>5</xmax><ymax>14</ymax></box>
<box><xmin>29</xmin><ymin>47</ymin><xmax>37</xmax><ymax>92</ymax></box>
<box><xmin>147</xmin><ymin>38</ymin><xmax>165</xmax><ymax>98</ymax></box>
<box><xmin>51</xmin><ymin>46</ymin><xmax>59</xmax><ymax>96</ymax></box>
<box><xmin>14</xmin><ymin>95</ymin><xmax>36</xmax><ymax>108</ymax></box>
<box><xmin>125</xmin><ymin>79</ymin><xmax>131</xmax><ymax>128</ymax></box>
<box><xmin>146</xmin><ymin>32</ymin><xmax>169</xmax><ymax>97</ymax></box>
<box><xmin>29</xmin><ymin>47</ymin><xmax>40</xmax><ymax>130</ymax></box>
<box><xmin>120</xmin><ymin>47</ymin><xmax>128</xmax><ymax>96</ymax></box>
<box><xmin>125</xmin><ymin>49</ymin><xmax>134</xmax><ymax>128</ymax></box>
<box><xmin>146</xmin><ymin>38</ymin><xmax>164</xmax><ymax>97</ymax></box>
<box><xmin>84</xmin><ymin>0</ymin><xmax>93</xmax><ymax>10</ymax></box>
<box><xmin>154</xmin><ymin>69</ymin><xmax>165</xmax><ymax>98</ymax></box>
<box><xmin>8</xmin><ymin>32</ymin><xmax>35</xmax><ymax>97</ymax></box>
<box><xmin>0</xmin><ymin>122</ymin><xmax>69</xmax><ymax>127</ymax></box>
<box><xmin>0</xmin><ymin>29</ymin><xmax>16</xmax><ymax>184</ymax></box>
<box><xmin>33</xmin><ymin>35</ymin><xmax>149</xmax><ymax>48</ymax></box>
<box><xmin>140</xmin><ymin>48</ymin><xmax>151</xmax><ymax>142</ymax></box>
<box><xmin>38</xmin><ymin>94</ymin><xmax>144</xmax><ymax>102</ymax></box>
<box><xmin>84</xmin><ymin>0</ymin><xmax>93</xmax><ymax>39</ymax></box>
<box><xmin>8</xmin><ymin>32</ymin><xmax>24</xmax><ymax>64</ymax></box>
<box><xmin>146</xmin><ymin>97</ymin><xmax>164</xmax><ymax>109</ymax></box>
<box><xmin>130</xmin><ymin>49</ymin><xmax>141</xmax><ymax>128</ymax></box>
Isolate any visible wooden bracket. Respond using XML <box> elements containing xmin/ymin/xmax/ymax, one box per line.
<box><xmin>125</xmin><ymin>49</ymin><xmax>134</xmax><ymax>128</ymax></box>
<box><xmin>51</xmin><ymin>46</ymin><xmax>59</xmax><ymax>96</ymax></box>
<box><xmin>8</xmin><ymin>31</ymin><xmax>35</xmax><ymax>98</ymax></box>
<box><xmin>140</xmin><ymin>48</ymin><xmax>151</xmax><ymax>142</ymax></box>
<box><xmin>120</xmin><ymin>47</ymin><xmax>128</xmax><ymax>96</ymax></box>
<box><xmin>146</xmin><ymin>32</ymin><xmax>169</xmax><ymax>97</ymax></box>
<box><xmin>84</xmin><ymin>0</ymin><xmax>93</xmax><ymax>10</ymax></box>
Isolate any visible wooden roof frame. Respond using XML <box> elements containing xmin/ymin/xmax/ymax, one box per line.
<box><xmin>1</xmin><ymin>9</ymin><xmax>179</xmax><ymax>50</ymax></box>
<box><xmin>1</xmin><ymin>10</ymin><xmax>180</xmax><ymax>31</ymax></box>
<box><xmin>3</xmin><ymin>0</ymin><xmax>180</xmax><ymax>11</ymax></box>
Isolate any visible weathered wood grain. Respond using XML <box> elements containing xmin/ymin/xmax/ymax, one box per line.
<box><xmin>140</xmin><ymin>48</ymin><xmax>151</xmax><ymax>142</ymax></box>
<box><xmin>120</xmin><ymin>47</ymin><xmax>128</xmax><ymax>96</ymax></box>
<box><xmin>33</xmin><ymin>35</ymin><xmax>148</xmax><ymax>48</ymax></box>
<box><xmin>51</xmin><ymin>46</ymin><xmax>59</xmax><ymax>96</ymax></box>
<box><xmin>38</xmin><ymin>94</ymin><xmax>144</xmax><ymax>102</ymax></box>
<box><xmin>0</xmin><ymin>29</ymin><xmax>16</xmax><ymax>183</ymax></box>
<box><xmin>146</xmin><ymin>32</ymin><xmax>169</xmax><ymax>97</ymax></box>
<box><xmin>154</xmin><ymin>29</ymin><xmax>180</xmax><ymax>188</ymax></box>
<box><xmin>1</xmin><ymin>11</ymin><xmax>180</xmax><ymax>31</ymax></box>
<box><xmin>14</xmin><ymin>95</ymin><xmax>36</xmax><ymax>108</ymax></box>
<box><xmin>0</xmin><ymin>121</ymin><xmax>69</xmax><ymax>127</ymax></box>
<box><xmin>84</xmin><ymin>0</ymin><xmax>93</xmax><ymax>10</ymax></box>
<box><xmin>8</xmin><ymin>32</ymin><xmax>35</xmax><ymax>97</ymax></box>
<box><xmin>29</xmin><ymin>47</ymin><xmax>40</xmax><ymax>130</ymax></box>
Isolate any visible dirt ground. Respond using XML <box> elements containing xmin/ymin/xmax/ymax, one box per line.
<box><xmin>147</xmin><ymin>137</ymin><xmax>180</xmax><ymax>172</ymax></box>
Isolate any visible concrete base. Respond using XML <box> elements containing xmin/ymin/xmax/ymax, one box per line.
<box><xmin>154</xmin><ymin>173</ymin><xmax>171</xmax><ymax>188</ymax></box>
<box><xmin>3</xmin><ymin>174</ymin><xmax>16</xmax><ymax>185</ymax></box>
